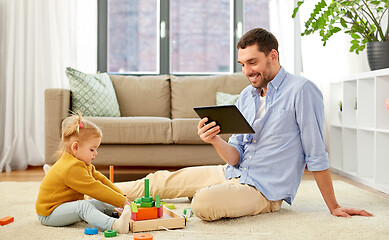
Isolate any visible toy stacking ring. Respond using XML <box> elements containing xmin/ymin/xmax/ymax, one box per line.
<box><xmin>134</xmin><ymin>233</ymin><xmax>153</xmax><ymax>240</ymax></box>
<box><xmin>84</xmin><ymin>227</ymin><xmax>98</xmax><ymax>235</ymax></box>
<box><xmin>104</xmin><ymin>229</ymin><xmax>117</xmax><ymax>237</ymax></box>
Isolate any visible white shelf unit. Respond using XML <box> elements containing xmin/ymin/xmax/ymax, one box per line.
<box><xmin>329</xmin><ymin>68</ymin><xmax>389</xmax><ymax>194</ymax></box>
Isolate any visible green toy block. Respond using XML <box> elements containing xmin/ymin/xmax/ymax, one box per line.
<box><xmin>163</xmin><ymin>203</ymin><xmax>175</xmax><ymax>209</ymax></box>
<box><xmin>144</xmin><ymin>179</ymin><xmax>150</xmax><ymax>197</ymax></box>
<box><xmin>141</xmin><ymin>196</ymin><xmax>153</xmax><ymax>203</ymax></box>
<box><xmin>155</xmin><ymin>195</ymin><xmax>161</xmax><ymax>208</ymax></box>
<box><xmin>141</xmin><ymin>201</ymin><xmax>154</xmax><ymax>208</ymax></box>
<box><xmin>183</xmin><ymin>208</ymin><xmax>193</xmax><ymax>218</ymax></box>
<box><xmin>134</xmin><ymin>198</ymin><xmax>142</xmax><ymax>204</ymax></box>
<box><xmin>131</xmin><ymin>202</ymin><xmax>138</xmax><ymax>213</ymax></box>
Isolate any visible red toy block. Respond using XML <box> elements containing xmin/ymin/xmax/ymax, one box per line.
<box><xmin>131</xmin><ymin>212</ymin><xmax>138</xmax><ymax>221</ymax></box>
<box><xmin>0</xmin><ymin>216</ymin><xmax>14</xmax><ymax>226</ymax></box>
<box><xmin>157</xmin><ymin>206</ymin><xmax>163</xmax><ymax>218</ymax></box>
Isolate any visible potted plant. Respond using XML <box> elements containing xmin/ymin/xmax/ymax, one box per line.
<box><xmin>292</xmin><ymin>0</ymin><xmax>389</xmax><ymax>70</ymax></box>
<box><xmin>338</xmin><ymin>100</ymin><xmax>343</xmax><ymax>123</ymax></box>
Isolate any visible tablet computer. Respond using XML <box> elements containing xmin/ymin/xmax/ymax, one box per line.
<box><xmin>193</xmin><ymin>105</ymin><xmax>255</xmax><ymax>134</ymax></box>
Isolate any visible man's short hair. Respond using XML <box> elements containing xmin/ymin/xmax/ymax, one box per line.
<box><xmin>237</xmin><ymin>28</ymin><xmax>278</xmax><ymax>56</ymax></box>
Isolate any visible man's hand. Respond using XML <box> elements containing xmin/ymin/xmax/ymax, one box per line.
<box><xmin>197</xmin><ymin>117</ymin><xmax>221</xmax><ymax>144</ymax></box>
<box><xmin>197</xmin><ymin>117</ymin><xmax>240</xmax><ymax>166</ymax></box>
<box><xmin>313</xmin><ymin>169</ymin><xmax>373</xmax><ymax>218</ymax></box>
<box><xmin>331</xmin><ymin>205</ymin><xmax>373</xmax><ymax>218</ymax></box>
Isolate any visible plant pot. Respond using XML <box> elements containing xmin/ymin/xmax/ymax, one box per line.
<box><xmin>366</xmin><ymin>41</ymin><xmax>389</xmax><ymax>71</ymax></box>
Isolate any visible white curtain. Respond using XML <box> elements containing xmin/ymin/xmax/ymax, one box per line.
<box><xmin>269</xmin><ymin>0</ymin><xmax>303</xmax><ymax>75</ymax></box>
<box><xmin>0</xmin><ymin>0</ymin><xmax>84</xmax><ymax>172</ymax></box>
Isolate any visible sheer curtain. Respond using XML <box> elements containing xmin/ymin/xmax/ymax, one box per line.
<box><xmin>269</xmin><ymin>0</ymin><xmax>303</xmax><ymax>75</ymax></box>
<box><xmin>0</xmin><ymin>0</ymin><xmax>96</xmax><ymax>172</ymax></box>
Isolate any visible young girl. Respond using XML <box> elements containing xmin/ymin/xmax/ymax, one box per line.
<box><xmin>36</xmin><ymin>113</ymin><xmax>131</xmax><ymax>234</ymax></box>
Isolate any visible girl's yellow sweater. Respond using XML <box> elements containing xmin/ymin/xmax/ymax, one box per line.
<box><xmin>36</xmin><ymin>152</ymin><xmax>126</xmax><ymax>216</ymax></box>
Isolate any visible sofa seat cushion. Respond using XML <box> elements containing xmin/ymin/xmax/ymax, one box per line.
<box><xmin>83</xmin><ymin>117</ymin><xmax>173</xmax><ymax>144</ymax></box>
<box><xmin>172</xmin><ymin>118</ymin><xmax>204</xmax><ymax>144</ymax></box>
<box><xmin>172</xmin><ymin>118</ymin><xmax>232</xmax><ymax>144</ymax></box>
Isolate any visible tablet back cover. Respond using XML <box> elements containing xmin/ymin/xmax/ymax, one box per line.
<box><xmin>193</xmin><ymin>105</ymin><xmax>255</xmax><ymax>134</ymax></box>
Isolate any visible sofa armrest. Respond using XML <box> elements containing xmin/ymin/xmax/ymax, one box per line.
<box><xmin>45</xmin><ymin>88</ymin><xmax>71</xmax><ymax>164</ymax></box>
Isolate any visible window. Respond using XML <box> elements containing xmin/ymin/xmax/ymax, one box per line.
<box><xmin>170</xmin><ymin>0</ymin><xmax>231</xmax><ymax>74</ymax></box>
<box><xmin>244</xmin><ymin>0</ymin><xmax>270</xmax><ymax>33</ymax></box>
<box><xmin>99</xmin><ymin>0</ymin><xmax>270</xmax><ymax>75</ymax></box>
<box><xmin>107</xmin><ymin>0</ymin><xmax>158</xmax><ymax>73</ymax></box>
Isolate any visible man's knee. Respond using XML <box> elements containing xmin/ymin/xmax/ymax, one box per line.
<box><xmin>191</xmin><ymin>187</ymin><xmax>221</xmax><ymax>221</ymax></box>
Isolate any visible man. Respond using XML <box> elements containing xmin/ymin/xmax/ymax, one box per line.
<box><xmin>116</xmin><ymin>28</ymin><xmax>372</xmax><ymax>221</ymax></box>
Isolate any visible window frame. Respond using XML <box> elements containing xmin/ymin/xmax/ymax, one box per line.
<box><xmin>98</xmin><ymin>0</ymin><xmax>243</xmax><ymax>75</ymax></box>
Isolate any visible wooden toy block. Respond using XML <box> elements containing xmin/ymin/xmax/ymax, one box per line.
<box><xmin>0</xmin><ymin>216</ymin><xmax>14</xmax><ymax>226</ymax></box>
<box><xmin>155</xmin><ymin>195</ymin><xmax>161</xmax><ymax>208</ymax></box>
<box><xmin>141</xmin><ymin>201</ymin><xmax>154</xmax><ymax>208</ymax></box>
<box><xmin>134</xmin><ymin>233</ymin><xmax>153</xmax><ymax>240</ymax></box>
<box><xmin>162</xmin><ymin>203</ymin><xmax>175</xmax><ymax>209</ymax></box>
<box><xmin>109</xmin><ymin>166</ymin><xmax>114</xmax><ymax>183</ymax></box>
<box><xmin>132</xmin><ymin>207</ymin><xmax>158</xmax><ymax>221</ymax></box>
<box><xmin>130</xmin><ymin>206</ymin><xmax>185</xmax><ymax>233</ymax></box>
<box><xmin>131</xmin><ymin>202</ymin><xmax>138</xmax><ymax>212</ymax></box>
<box><xmin>104</xmin><ymin>229</ymin><xmax>117</xmax><ymax>237</ymax></box>
<box><xmin>144</xmin><ymin>179</ymin><xmax>150</xmax><ymax>197</ymax></box>
<box><xmin>157</xmin><ymin>206</ymin><xmax>163</xmax><ymax>218</ymax></box>
<box><xmin>131</xmin><ymin>212</ymin><xmax>138</xmax><ymax>221</ymax></box>
<box><xmin>183</xmin><ymin>208</ymin><xmax>193</xmax><ymax>218</ymax></box>
<box><xmin>116</xmin><ymin>178</ymin><xmax>185</xmax><ymax>232</ymax></box>
<box><xmin>84</xmin><ymin>227</ymin><xmax>98</xmax><ymax>235</ymax></box>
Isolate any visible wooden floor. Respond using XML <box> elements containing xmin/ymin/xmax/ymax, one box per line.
<box><xmin>1</xmin><ymin>165</ymin><xmax>388</xmax><ymax>200</ymax></box>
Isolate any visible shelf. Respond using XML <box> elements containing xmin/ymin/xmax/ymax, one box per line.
<box><xmin>342</xmin><ymin>128</ymin><xmax>357</xmax><ymax>173</ymax></box>
<box><xmin>329</xmin><ymin>127</ymin><xmax>343</xmax><ymax>170</ymax></box>
<box><xmin>357</xmin><ymin>78</ymin><xmax>374</xmax><ymax>128</ymax></box>
<box><xmin>333</xmin><ymin>68</ymin><xmax>389</xmax><ymax>82</ymax></box>
<box><xmin>342</xmin><ymin>125</ymin><xmax>357</xmax><ymax>130</ymax></box>
<box><xmin>329</xmin><ymin>70</ymin><xmax>389</xmax><ymax>194</ymax></box>
<box><xmin>375</xmin><ymin>128</ymin><xmax>389</xmax><ymax>134</ymax></box>
<box><xmin>357</xmin><ymin>130</ymin><xmax>374</xmax><ymax>178</ymax></box>
<box><xmin>375</xmin><ymin>75</ymin><xmax>389</xmax><ymax>130</ymax></box>
<box><xmin>375</xmin><ymin>132</ymin><xmax>389</xmax><ymax>184</ymax></box>
<box><xmin>343</xmin><ymin>80</ymin><xmax>357</xmax><ymax>126</ymax></box>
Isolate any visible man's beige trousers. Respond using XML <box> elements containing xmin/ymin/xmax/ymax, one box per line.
<box><xmin>115</xmin><ymin>165</ymin><xmax>282</xmax><ymax>221</ymax></box>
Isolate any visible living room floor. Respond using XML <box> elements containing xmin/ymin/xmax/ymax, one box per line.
<box><xmin>1</xmin><ymin>166</ymin><xmax>388</xmax><ymax>200</ymax></box>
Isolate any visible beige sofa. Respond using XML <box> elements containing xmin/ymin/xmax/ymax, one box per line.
<box><xmin>45</xmin><ymin>73</ymin><xmax>249</xmax><ymax>168</ymax></box>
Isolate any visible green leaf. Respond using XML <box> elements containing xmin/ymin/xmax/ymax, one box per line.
<box><xmin>351</xmin><ymin>33</ymin><xmax>360</xmax><ymax>39</ymax></box>
<box><xmin>333</xmin><ymin>27</ymin><xmax>341</xmax><ymax>34</ymax></box>
<box><xmin>351</xmin><ymin>39</ymin><xmax>360</xmax><ymax>44</ymax></box>
<box><xmin>340</xmin><ymin>18</ymin><xmax>347</xmax><ymax>28</ymax></box>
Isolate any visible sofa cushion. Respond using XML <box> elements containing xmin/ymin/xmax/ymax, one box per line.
<box><xmin>216</xmin><ymin>92</ymin><xmax>239</xmax><ymax>105</ymax></box>
<box><xmin>66</xmin><ymin>67</ymin><xmax>121</xmax><ymax>117</ymax></box>
<box><xmin>170</xmin><ymin>73</ymin><xmax>249</xmax><ymax>118</ymax></box>
<box><xmin>66</xmin><ymin>117</ymin><xmax>173</xmax><ymax>144</ymax></box>
<box><xmin>172</xmin><ymin>118</ymin><xmax>232</xmax><ymax>144</ymax></box>
<box><xmin>110</xmin><ymin>75</ymin><xmax>171</xmax><ymax>118</ymax></box>
<box><xmin>172</xmin><ymin>118</ymin><xmax>205</xmax><ymax>144</ymax></box>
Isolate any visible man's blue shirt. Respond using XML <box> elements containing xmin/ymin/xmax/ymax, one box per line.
<box><xmin>225</xmin><ymin>67</ymin><xmax>329</xmax><ymax>204</ymax></box>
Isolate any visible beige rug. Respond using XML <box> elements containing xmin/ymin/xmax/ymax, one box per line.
<box><xmin>1</xmin><ymin>180</ymin><xmax>388</xmax><ymax>240</ymax></box>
